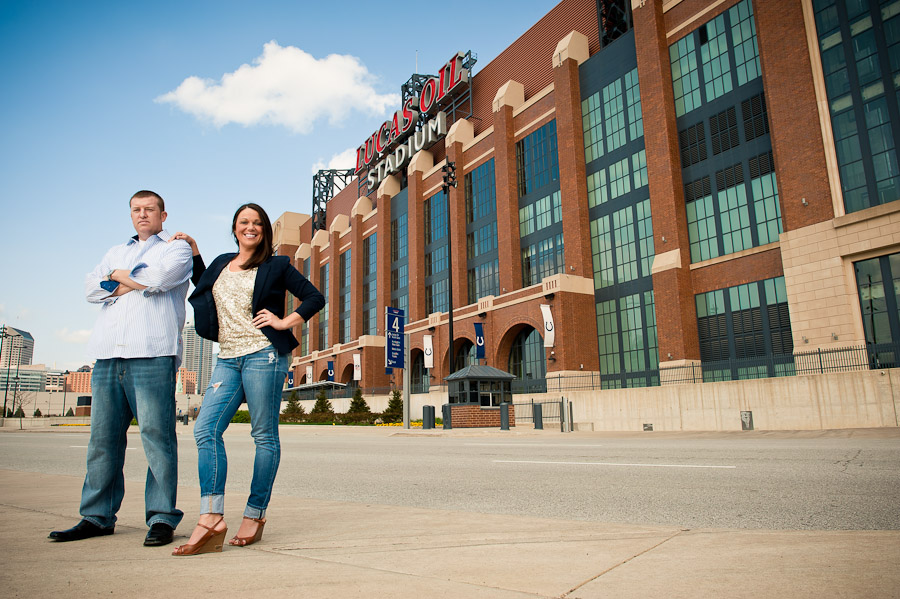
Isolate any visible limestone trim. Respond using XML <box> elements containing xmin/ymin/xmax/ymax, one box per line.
<box><xmin>661</xmin><ymin>0</ymin><xmax>682</xmax><ymax>12</ymax></box>
<box><xmin>779</xmin><ymin>210</ymin><xmax>900</xmax><ymax>349</ymax></box>
<box><xmin>687</xmin><ymin>241</ymin><xmax>780</xmax><ymax>270</ymax></box>
<box><xmin>463</xmin><ymin>125</ymin><xmax>494</xmax><ymax>153</ymax></box>
<box><xmin>801</xmin><ymin>0</ymin><xmax>844</xmax><ymax>218</ymax></box>
<box><xmin>403</xmin><ymin>275</ymin><xmax>594</xmax><ymax>334</ymax></box>
<box><xmin>492</xmin><ymin>80</ymin><xmax>525</xmax><ymax>113</ymax></box>
<box><xmin>552</xmin><ymin>31</ymin><xmax>590</xmax><ymax>68</ymax></box>
<box><xmin>512</xmin><ymin>83</ymin><xmax>555</xmax><ymax>118</ymax></box>
<box><xmin>339</xmin><ymin>240</ymin><xmax>351</xmax><ymax>253</ymax></box>
<box><xmin>377</xmin><ymin>174</ymin><xmax>401</xmax><ymax>198</ymax></box>
<box><xmin>328</xmin><ymin>213</ymin><xmax>349</xmax><ymax>236</ymax></box>
<box><xmin>408</xmin><ymin>149</ymin><xmax>434</xmax><ymax>175</ymax></box>
<box><xmin>363</xmin><ymin>224</ymin><xmax>377</xmax><ymax>237</ymax></box>
<box><xmin>446</xmin><ymin>118</ymin><xmax>474</xmax><ymax>146</ymax></box>
<box><xmin>362</xmin><ymin>209</ymin><xmax>377</xmax><ymax>225</ymax></box>
<box><xmin>464</xmin><ymin>149</ymin><xmax>495</xmax><ymax>172</ymax></box>
<box><xmin>515</xmin><ymin>108</ymin><xmax>557</xmax><ymax>139</ymax></box>
<box><xmin>833</xmin><ymin>199</ymin><xmax>900</xmax><ymax>229</ymax></box>
<box><xmin>311</xmin><ymin>228</ymin><xmax>329</xmax><ymax>249</ymax></box>
<box><xmin>650</xmin><ymin>248</ymin><xmax>683</xmax><ymax>274</ymax></box>
<box><xmin>295</xmin><ymin>244</ymin><xmax>311</xmax><ymax>262</ymax></box>
<box><xmin>666</xmin><ymin>0</ymin><xmax>731</xmax><ymax>39</ymax></box>
<box><xmin>351</xmin><ymin>196</ymin><xmax>373</xmax><ymax>218</ymax></box>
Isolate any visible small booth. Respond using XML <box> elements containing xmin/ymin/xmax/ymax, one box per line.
<box><xmin>445</xmin><ymin>365</ymin><xmax>516</xmax><ymax>429</ymax></box>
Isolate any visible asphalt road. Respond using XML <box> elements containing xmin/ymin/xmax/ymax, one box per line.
<box><xmin>2</xmin><ymin>426</ymin><xmax>898</xmax><ymax>531</ymax></box>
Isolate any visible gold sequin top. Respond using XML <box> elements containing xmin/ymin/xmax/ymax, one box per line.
<box><xmin>212</xmin><ymin>265</ymin><xmax>270</xmax><ymax>359</ymax></box>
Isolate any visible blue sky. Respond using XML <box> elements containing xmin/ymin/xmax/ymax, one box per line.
<box><xmin>0</xmin><ymin>0</ymin><xmax>557</xmax><ymax>370</ymax></box>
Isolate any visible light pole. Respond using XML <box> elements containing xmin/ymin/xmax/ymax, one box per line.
<box><xmin>62</xmin><ymin>370</ymin><xmax>70</xmax><ymax>417</ymax></box>
<box><xmin>441</xmin><ymin>161</ymin><xmax>457</xmax><ymax>374</ymax></box>
<box><xmin>1</xmin><ymin>325</ymin><xmax>13</xmax><ymax>418</ymax></box>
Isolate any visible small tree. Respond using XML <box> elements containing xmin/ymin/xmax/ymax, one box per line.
<box><xmin>309</xmin><ymin>389</ymin><xmax>334</xmax><ymax>423</ymax></box>
<box><xmin>344</xmin><ymin>387</ymin><xmax>371</xmax><ymax>424</ymax></box>
<box><xmin>33</xmin><ymin>408</ymin><xmax>42</xmax><ymax>417</ymax></box>
<box><xmin>13</xmin><ymin>407</ymin><xmax>25</xmax><ymax>418</ymax></box>
<box><xmin>348</xmin><ymin>387</ymin><xmax>370</xmax><ymax>414</ymax></box>
<box><xmin>383</xmin><ymin>389</ymin><xmax>403</xmax><ymax>423</ymax></box>
<box><xmin>66</xmin><ymin>407</ymin><xmax>74</xmax><ymax>417</ymax></box>
<box><xmin>280</xmin><ymin>391</ymin><xmax>306</xmax><ymax>423</ymax></box>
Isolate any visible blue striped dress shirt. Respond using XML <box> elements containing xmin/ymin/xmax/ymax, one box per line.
<box><xmin>85</xmin><ymin>230</ymin><xmax>193</xmax><ymax>367</ymax></box>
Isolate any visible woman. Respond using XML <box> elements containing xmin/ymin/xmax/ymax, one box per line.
<box><xmin>170</xmin><ymin>203</ymin><xmax>324</xmax><ymax>556</ymax></box>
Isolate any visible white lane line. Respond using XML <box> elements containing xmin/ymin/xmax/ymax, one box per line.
<box><xmin>69</xmin><ymin>446</ymin><xmax>138</xmax><ymax>450</ymax></box>
<box><xmin>493</xmin><ymin>459</ymin><xmax>736</xmax><ymax>469</ymax></box>
<box><xmin>465</xmin><ymin>443</ymin><xmax>605</xmax><ymax>447</ymax></box>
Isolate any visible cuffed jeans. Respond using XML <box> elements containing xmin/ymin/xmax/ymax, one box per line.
<box><xmin>194</xmin><ymin>346</ymin><xmax>289</xmax><ymax>519</ymax></box>
<box><xmin>80</xmin><ymin>357</ymin><xmax>183</xmax><ymax>529</ymax></box>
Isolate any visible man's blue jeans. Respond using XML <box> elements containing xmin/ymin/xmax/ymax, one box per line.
<box><xmin>194</xmin><ymin>346</ymin><xmax>289</xmax><ymax>519</ymax></box>
<box><xmin>80</xmin><ymin>357</ymin><xmax>183</xmax><ymax>529</ymax></box>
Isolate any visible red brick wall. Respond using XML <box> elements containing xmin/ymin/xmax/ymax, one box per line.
<box><xmin>450</xmin><ymin>403</ymin><xmax>516</xmax><ymax>428</ymax></box>
<box><xmin>755</xmin><ymin>0</ymin><xmax>834</xmax><ymax>229</ymax></box>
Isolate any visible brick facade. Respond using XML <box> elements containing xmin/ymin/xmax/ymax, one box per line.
<box><xmin>267</xmin><ymin>0</ymin><xmax>900</xmax><ymax>406</ymax></box>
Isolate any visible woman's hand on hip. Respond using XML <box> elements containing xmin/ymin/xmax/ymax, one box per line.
<box><xmin>253</xmin><ymin>309</ymin><xmax>287</xmax><ymax>331</ymax></box>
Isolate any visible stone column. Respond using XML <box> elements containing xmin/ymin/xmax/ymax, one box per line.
<box><xmin>492</xmin><ymin>81</ymin><xmax>525</xmax><ymax>294</ymax></box>
<box><xmin>633</xmin><ymin>0</ymin><xmax>700</xmax><ymax>365</ymax></box>
<box><xmin>552</xmin><ymin>30</ymin><xmax>593</xmax><ymax>278</ymax></box>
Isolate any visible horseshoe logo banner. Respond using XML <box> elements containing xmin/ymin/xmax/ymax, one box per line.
<box><xmin>540</xmin><ymin>304</ymin><xmax>555</xmax><ymax>348</ymax></box>
<box><xmin>423</xmin><ymin>335</ymin><xmax>434</xmax><ymax>369</ymax></box>
<box><xmin>474</xmin><ymin>322</ymin><xmax>486</xmax><ymax>360</ymax></box>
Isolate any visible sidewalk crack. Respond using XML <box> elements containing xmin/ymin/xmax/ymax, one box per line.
<box><xmin>558</xmin><ymin>529</ymin><xmax>689</xmax><ymax>598</ymax></box>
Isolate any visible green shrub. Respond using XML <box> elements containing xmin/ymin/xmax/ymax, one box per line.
<box><xmin>383</xmin><ymin>389</ymin><xmax>402</xmax><ymax>423</ymax></box>
<box><xmin>280</xmin><ymin>393</ymin><xmax>306</xmax><ymax>423</ymax></box>
<box><xmin>33</xmin><ymin>408</ymin><xmax>42</xmax><ymax>417</ymax></box>
<box><xmin>231</xmin><ymin>410</ymin><xmax>251</xmax><ymax>423</ymax></box>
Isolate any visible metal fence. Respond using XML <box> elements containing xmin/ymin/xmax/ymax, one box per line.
<box><xmin>517</xmin><ymin>342</ymin><xmax>900</xmax><ymax>393</ymax></box>
<box><xmin>287</xmin><ymin>343</ymin><xmax>898</xmax><ymax>399</ymax></box>
<box><xmin>512</xmin><ymin>398</ymin><xmax>562</xmax><ymax>424</ymax></box>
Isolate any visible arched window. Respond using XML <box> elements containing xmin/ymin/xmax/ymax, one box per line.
<box><xmin>411</xmin><ymin>352</ymin><xmax>430</xmax><ymax>393</ymax></box>
<box><xmin>508</xmin><ymin>327</ymin><xmax>546</xmax><ymax>388</ymax></box>
<box><xmin>454</xmin><ymin>340</ymin><xmax>476</xmax><ymax>371</ymax></box>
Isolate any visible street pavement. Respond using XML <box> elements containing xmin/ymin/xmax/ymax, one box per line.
<box><xmin>1</xmin><ymin>424</ymin><xmax>898</xmax><ymax>598</ymax></box>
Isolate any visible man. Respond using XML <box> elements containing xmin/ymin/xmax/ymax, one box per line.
<box><xmin>49</xmin><ymin>190</ymin><xmax>193</xmax><ymax>547</ymax></box>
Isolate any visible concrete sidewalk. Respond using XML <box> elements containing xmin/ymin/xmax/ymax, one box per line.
<box><xmin>1</xmin><ymin>468</ymin><xmax>898</xmax><ymax>598</ymax></box>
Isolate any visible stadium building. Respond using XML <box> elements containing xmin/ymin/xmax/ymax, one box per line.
<box><xmin>272</xmin><ymin>0</ymin><xmax>900</xmax><ymax>429</ymax></box>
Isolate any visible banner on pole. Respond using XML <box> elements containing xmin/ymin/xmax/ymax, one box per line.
<box><xmin>474</xmin><ymin>323</ymin><xmax>485</xmax><ymax>360</ymax></box>
<box><xmin>306</xmin><ymin>365</ymin><xmax>313</xmax><ymax>383</ymax></box>
<box><xmin>353</xmin><ymin>354</ymin><xmax>361</xmax><ymax>380</ymax></box>
<box><xmin>327</xmin><ymin>361</ymin><xmax>335</xmax><ymax>382</ymax></box>
<box><xmin>423</xmin><ymin>335</ymin><xmax>434</xmax><ymax>369</ymax></box>
<box><xmin>385</xmin><ymin>307</ymin><xmax>405</xmax><ymax>369</ymax></box>
<box><xmin>540</xmin><ymin>304</ymin><xmax>555</xmax><ymax>348</ymax></box>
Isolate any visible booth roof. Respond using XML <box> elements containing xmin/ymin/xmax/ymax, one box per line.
<box><xmin>444</xmin><ymin>364</ymin><xmax>516</xmax><ymax>381</ymax></box>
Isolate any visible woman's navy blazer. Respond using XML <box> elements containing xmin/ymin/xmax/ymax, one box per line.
<box><xmin>188</xmin><ymin>253</ymin><xmax>325</xmax><ymax>355</ymax></box>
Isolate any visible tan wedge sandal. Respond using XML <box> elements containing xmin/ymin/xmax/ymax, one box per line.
<box><xmin>172</xmin><ymin>517</ymin><xmax>227</xmax><ymax>556</ymax></box>
<box><xmin>229</xmin><ymin>517</ymin><xmax>266</xmax><ymax>547</ymax></box>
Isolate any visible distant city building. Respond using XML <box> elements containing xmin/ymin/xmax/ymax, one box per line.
<box><xmin>0</xmin><ymin>326</ymin><xmax>34</xmax><ymax>368</ymax></box>
<box><xmin>177</xmin><ymin>368</ymin><xmax>197</xmax><ymax>394</ymax></box>
<box><xmin>67</xmin><ymin>370</ymin><xmax>92</xmax><ymax>394</ymax></box>
<box><xmin>45</xmin><ymin>370</ymin><xmax>66</xmax><ymax>392</ymax></box>
<box><xmin>182</xmin><ymin>322</ymin><xmax>213</xmax><ymax>394</ymax></box>
<box><xmin>1</xmin><ymin>364</ymin><xmax>47</xmax><ymax>394</ymax></box>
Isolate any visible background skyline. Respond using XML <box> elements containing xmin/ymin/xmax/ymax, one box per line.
<box><xmin>0</xmin><ymin>0</ymin><xmax>556</xmax><ymax>370</ymax></box>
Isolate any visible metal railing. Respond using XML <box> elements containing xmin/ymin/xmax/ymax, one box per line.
<box><xmin>519</xmin><ymin>342</ymin><xmax>900</xmax><ymax>393</ymax></box>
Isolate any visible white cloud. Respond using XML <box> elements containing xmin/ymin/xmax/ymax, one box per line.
<box><xmin>156</xmin><ymin>41</ymin><xmax>400</xmax><ymax>134</ymax></box>
<box><xmin>311</xmin><ymin>147</ymin><xmax>357</xmax><ymax>174</ymax></box>
<box><xmin>56</xmin><ymin>328</ymin><xmax>92</xmax><ymax>344</ymax></box>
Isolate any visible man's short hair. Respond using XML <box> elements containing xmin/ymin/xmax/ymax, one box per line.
<box><xmin>130</xmin><ymin>190</ymin><xmax>165</xmax><ymax>212</ymax></box>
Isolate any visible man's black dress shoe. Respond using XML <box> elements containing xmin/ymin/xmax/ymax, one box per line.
<box><xmin>144</xmin><ymin>523</ymin><xmax>174</xmax><ymax>547</ymax></box>
<box><xmin>48</xmin><ymin>520</ymin><xmax>114</xmax><ymax>542</ymax></box>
